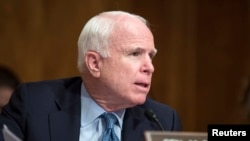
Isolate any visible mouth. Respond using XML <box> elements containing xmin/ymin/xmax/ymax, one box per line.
<box><xmin>134</xmin><ymin>82</ymin><xmax>149</xmax><ymax>88</ymax></box>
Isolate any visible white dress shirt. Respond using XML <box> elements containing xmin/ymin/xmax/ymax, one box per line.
<box><xmin>79</xmin><ymin>84</ymin><xmax>125</xmax><ymax>141</ymax></box>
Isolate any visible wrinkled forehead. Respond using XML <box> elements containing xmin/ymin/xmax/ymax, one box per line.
<box><xmin>99</xmin><ymin>12</ymin><xmax>155</xmax><ymax>51</ymax></box>
<box><xmin>117</xmin><ymin>16</ymin><xmax>149</xmax><ymax>33</ymax></box>
<box><xmin>109</xmin><ymin>15</ymin><xmax>153</xmax><ymax>41</ymax></box>
<box><xmin>111</xmin><ymin>24</ymin><xmax>155</xmax><ymax>55</ymax></box>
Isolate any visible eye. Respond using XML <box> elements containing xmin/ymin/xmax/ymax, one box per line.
<box><xmin>130</xmin><ymin>51</ymin><xmax>141</xmax><ymax>56</ymax></box>
<box><xmin>149</xmin><ymin>52</ymin><xmax>156</xmax><ymax>60</ymax></box>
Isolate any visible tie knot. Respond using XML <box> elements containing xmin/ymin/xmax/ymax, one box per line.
<box><xmin>101</xmin><ymin>113</ymin><xmax>118</xmax><ymax>129</ymax></box>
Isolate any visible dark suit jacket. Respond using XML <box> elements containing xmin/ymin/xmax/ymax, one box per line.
<box><xmin>0</xmin><ymin>77</ymin><xmax>181</xmax><ymax>141</ymax></box>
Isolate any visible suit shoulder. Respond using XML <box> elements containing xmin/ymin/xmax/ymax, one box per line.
<box><xmin>142</xmin><ymin>97</ymin><xmax>182</xmax><ymax>130</ymax></box>
<box><xmin>143</xmin><ymin>98</ymin><xmax>174</xmax><ymax>111</ymax></box>
<box><xmin>20</xmin><ymin>76</ymin><xmax>82</xmax><ymax>87</ymax></box>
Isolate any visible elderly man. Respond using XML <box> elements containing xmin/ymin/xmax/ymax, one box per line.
<box><xmin>0</xmin><ymin>11</ymin><xmax>182</xmax><ymax>141</ymax></box>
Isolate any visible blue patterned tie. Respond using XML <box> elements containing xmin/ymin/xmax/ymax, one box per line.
<box><xmin>101</xmin><ymin>113</ymin><xmax>120</xmax><ymax>141</ymax></box>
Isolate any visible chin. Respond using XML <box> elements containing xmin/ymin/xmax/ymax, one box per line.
<box><xmin>133</xmin><ymin>96</ymin><xmax>147</xmax><ymax>105</ymax></box>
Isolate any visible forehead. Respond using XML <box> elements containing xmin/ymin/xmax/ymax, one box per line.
<box><xmin>110</xmin><ymin>16</ymin><xmax>155</xmax><ymax>52</ymax></box>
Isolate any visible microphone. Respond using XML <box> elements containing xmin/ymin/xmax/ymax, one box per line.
<box><xmin>144</xmin><ymin>109</ymin><xmax>164</xmax><ymax>131</ymax></box>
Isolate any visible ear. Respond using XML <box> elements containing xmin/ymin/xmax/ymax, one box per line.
<box><xmin>85</xmin><ymin>51</ymin><xmax>102</xmax><ymax>78</ymax></box>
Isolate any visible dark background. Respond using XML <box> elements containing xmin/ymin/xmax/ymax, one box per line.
<box><xmin>1</xmin><ymin>0</ymin><xmax>249</xmax><ymax>131</ymax></box>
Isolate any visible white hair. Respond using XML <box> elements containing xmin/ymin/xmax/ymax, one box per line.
<box><xmin>77</xmin><ymin>11</ymin><xmax>148</xmax><ymax>73</ymax></box>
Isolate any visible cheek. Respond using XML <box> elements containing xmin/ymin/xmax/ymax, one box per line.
<box><xmin>103</xmin><ymin>65</ymin><xmax>132</xmax><ymax>91</ymax></box>
<box><xmin>112</xmin><ymin>65</ymin><xmax>136</xmax><ymax>82</ymax></box>
<box><xmin>110</xmin><ymin>69</ymin><xmax>130</xmax><ymax>86</ymax></box>
<box><xmin>101</xmin><ymin>62</ymin><xmax>127</xmax><ymax>86</ymax></box>
<box><xmin>101</xmin><ymin>58</ymin><xmax>140</xmax><ymax>89</ymax></box>
<box><xmin>106</xmin><ymin>60</ymin><xmax>135</xmax><ymax>77</ymax></box>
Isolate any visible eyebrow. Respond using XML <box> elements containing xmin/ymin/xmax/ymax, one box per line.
<box><xmin>120</xmin><ymin>45</ymin><xmax>157</xmax><ymax>54</ymax></box>
<box><xmin>124</xmin><ymin>47</ymin><xmax>157</xmax><ymax>57</ymax></box>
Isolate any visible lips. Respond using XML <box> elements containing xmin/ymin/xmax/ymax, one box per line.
<box><xmin>134</xmin><ymin>79</ymin><xmax>151</xmax><ymax>88</ymax></box>
<box><xmin>134</xmin><ymin>82</ymin><xmax>149</xmax><ymax>88</ymax></box>
<box><xmin>134</xmin><ymin>82</ymin><xmax>150</xmax><ymax>93</ymax></box>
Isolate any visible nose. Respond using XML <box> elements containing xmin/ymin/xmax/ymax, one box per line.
<box><xmin>141</xmin><ymin>56</ymin><xmax>154</xmax><ymax>75</ymax></box>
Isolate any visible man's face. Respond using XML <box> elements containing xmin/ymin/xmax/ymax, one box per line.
<box><xmin>99</xmin><ymin>19</ymin><xmax>157</xmax><ymax>107</ymax></box>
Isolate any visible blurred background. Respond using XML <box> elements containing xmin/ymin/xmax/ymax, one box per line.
<box><xmin>0</xmin><ymin>0</ymin><xmax>249</xmax><ymax>132</ymax></box>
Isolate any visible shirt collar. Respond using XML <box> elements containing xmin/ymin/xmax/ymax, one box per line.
<box><xmin>80</xmin><ymin>83</ymin><xmax>126</xmax><ymax>128</ymax></box>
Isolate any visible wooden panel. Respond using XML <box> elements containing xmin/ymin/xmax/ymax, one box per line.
<box><xmin>196</xmin><ymin>0</ymin><xmax>250</xmax><ymax>131</ymax></box>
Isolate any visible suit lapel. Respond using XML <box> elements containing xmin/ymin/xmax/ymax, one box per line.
<box><xmin>49</xmin><ymin>111</ymin><xmax>80</xmax><ymax>141</ymax></box>
<box><xmin>122</xmin><ymin>104</ymin><xmax>162</xmax><ymax>141</ymax></box>
<box><xmin>122</xmin><ymin>106</ymin><xmax>147</xmax><ymax>141</ymax></box>
<box><xmin>49</xmin><ymin>78</ymin><xmax>82</xmax><ymax>141</ymax></box>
